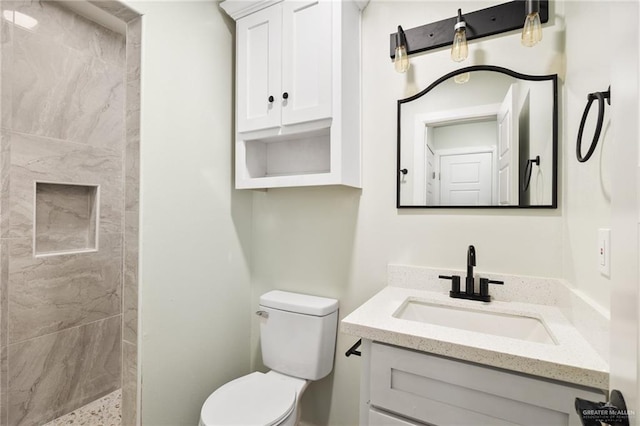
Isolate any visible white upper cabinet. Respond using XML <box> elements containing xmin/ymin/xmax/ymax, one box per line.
<box><xmin>237</xmin><ymin>4</ymin><xmax>282</xmax><ymax>132</ymax></box>
<box><xmin>221</xmin><ymin>0</ymin><xmax>366</xmax><ymax>189</ymax></box>
<box><xmin>281</xmin><ymin>0</ymin><xmax>332</xmax><ymax>126</ymax></box>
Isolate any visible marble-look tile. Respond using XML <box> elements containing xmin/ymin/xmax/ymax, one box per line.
<box><xmin>11</xmin><ymin>26</ymin><xmax>125</xmax><ymax>151</ymax></box>
<box><xmin>123</xmin><ymin>221</ymin><xmax>137</xmax><ymax>344</ymax></box>
<box><xmin>124</xmin><ymin>133</ymin><xmax>139</xmax><ymax>213</ymax></box>
<box><xmin>35</xmin><ymin>183</ymin><xmax>98</xmax><ymax>255</ymax></box>
<box><xmin>9</xmin><ymin>132</ymin><xmax>123</xmax><ymax>240</ymax></box>
<box><xmin>8</xmin><ymin>315</ymin><xmax>121</xmax><ymax>426</ymax></box>
<box><xmin>43</xmin><ymin>389</ymin><xmax>121</xmax><ymax>426</ymax></box>
<box><xmin>0</xmin><ymin>239</ymin><xmax>7</xmax><ymax>349</ymax></box>
<box><xmin>9</xmin><ymin>0</ymin><xmax>125</xmax><ymax>67</ymax></box>
<box><xmin>124</xmin><ymin>18</ymin><xmax>141</xmax><ymax>215</ymax></box>
<box><xmin>1</xmin><ymin>5</ymin><xmax>13</xmax><ymax>130</ymax></box>
<box><xmin>1</xmin><ymin>346</ymin><xmax>7</xmax><ymax>426</ymax></box>
<box><xmin>8</xmin><ymin>234</ymin><xmax>122</xmax><ymax>344</ymax></box>
<box><xmin>0</xmin><ymin>132</ymin><xmax>9</xmax><ymax>239</ymax></box>
<box><xmin>89</xmin><ymin>1</ymin><xmax>140</xmax><ymax>24</ymax></box>
<box><xmin>122</xmin><ymin>341</ymin><xmax>136</xmax><ymax>426</ymax></box>
<box><xmin>125</xmin><ymin>17</ymin><xmax>141</xmax><ymax>84</ymax></box>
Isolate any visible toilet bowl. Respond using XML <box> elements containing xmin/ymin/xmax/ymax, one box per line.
<box><xmin>199</xmin><ymin>290</ymin><xmax>339</xmax><ymax>426</ymax></box>
<box><xmin>199</xmin><ymin>371</ymin><xmax>308</xmax><ymax>426</ymax></box>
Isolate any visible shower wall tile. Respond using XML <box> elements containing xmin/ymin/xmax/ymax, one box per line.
<box><xmin>1</xmin><ymin>7</ymin><xmax>12</xmax><ymax>131</ymax></box>
<box><xmin>7</xmin><ymin>316</ymin><xmax>121</xmax><ymax>426</ymax></box>
<box><xmin>35</xmin><ymin>183</ymin><xmax>98</xmax><ymax>255</ymax></box>
<box><xmin>1</xmin><ymin>132</ymin><xmax>9</xmax><ymax>239</ymax></box>
<box><xmin>1</xmin><ymin>1</ymin><xmax>139</xmax><ymax>423</ymax></box>
<box><xmin>122</xmin><ymin>341</ymin><xmax>137</xmax><ymax>426</ymax></box>
<box><xmin>123</xmin><ymin>212</ymin><xmax>138</xmax><ymax>344</ymax></box>
<box><xmin>9</xmin><ymin>132</ymin><xmax>123</xmax><ymax>239</ymax></box>
<box><xmin>0</xmin><ymin>243</ymin><xmax>6</xmax><ymax>426</ymax></box>
<box><xmin>1</xmin><ymin>346</ymin><xmax>7</xmax><ymax>426</ymax></box>
<box><xmin>123</xmin><ymin>14</ymin><xmax>140</xmax><ymax>346</ymax></box>
<box><xmin>90</xmin><ymin>1</ymin><xmax>140</xmax><ymax>24</ymax></box>
<box><xmin>11</xmin><ymin>0</ymin><xmax>126</xmax><ymax>68</ymax></box>
<box><xmin>11</xmin><ymin>27</ymin><xmax>125</xmax><ymax>152</ymax></box>
<box><xmin>8</xmin><ymin>234</ymin><xmax>122</xmax><ymax>344</ymax></box>
<box><xmin>0</xmin><ymin>239</ymin><xmax>7</xmax><ymax>349</ymax></box>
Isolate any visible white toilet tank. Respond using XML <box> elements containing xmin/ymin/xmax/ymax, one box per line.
<box><xmin>258</xmin><ymin>290</ymin><xmax>339</xmax><ymax>381</ymax></box>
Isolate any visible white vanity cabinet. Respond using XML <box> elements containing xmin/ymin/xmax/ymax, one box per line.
<box><xmin>221</xmin><ymin>0</ymin><xmax>364</xmax><ymax>189</ymax></box>
<box><xmin>361</xmin><ymin>341</ymin><xmax>607</xmax><ymax>426</ymax></box>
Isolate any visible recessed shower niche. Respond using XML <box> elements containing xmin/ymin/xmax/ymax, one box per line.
<box><xmin>34</xmin><ymin>182</ymin><xmax>100</xmax><ymax>256</ymax></box>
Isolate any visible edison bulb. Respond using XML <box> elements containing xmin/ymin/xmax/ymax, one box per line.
<box><xmin>454</xmin><ymin>72</ymin><xmax>470</xmax><ymax>84</ymax></box>
<box><xmin>451</xmin><ymin>26</ymin><xmax>468</xmax><ymax>62</ymax></box>
<box><xmin>521</xmin><ymin>12</ymin><xmax>542</xmax><ymax>47</ymax></box>
<box><xmin>394</xmin><ymin>45</ymin><xmax>410</xmax><ymax>73</ymax></box>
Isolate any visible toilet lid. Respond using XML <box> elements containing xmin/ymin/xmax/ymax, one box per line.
<box><xmin>201</xmin><ymin>372</ymin><xmax>297</xmax><ymax>426</ymax></box>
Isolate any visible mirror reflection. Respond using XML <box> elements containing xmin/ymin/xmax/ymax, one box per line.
<box><xmin>397</xmin><ymin>66</ymin><xmax>557</xmax><ymax>208</ymax></box>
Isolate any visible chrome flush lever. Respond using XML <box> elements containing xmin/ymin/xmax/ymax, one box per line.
<box><xmin>255</xmin><ymin>310</ymin><xmax>269</xmax><ymax>319</ymax></box>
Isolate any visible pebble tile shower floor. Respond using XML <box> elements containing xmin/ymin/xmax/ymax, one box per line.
<box><xmin>42</xmin><ymin>390</ymin><xmax>121</xmax><ymax>426</ymax></box>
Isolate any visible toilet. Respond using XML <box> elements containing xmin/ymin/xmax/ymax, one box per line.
<box><xmin>199</xmin><ymin>290</ymin><xmax>339</xmax><ymax>426</ymax></box>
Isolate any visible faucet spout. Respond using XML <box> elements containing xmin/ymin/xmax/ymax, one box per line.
<box><xmin>467</xmin><ymin>245</ymin><xmax>476</xmax><ymax>278</ymax></box>
<box><xmin>466</xmin><ymin>245</ymin><xmax>476</xmax><ymax>295</ymax></box>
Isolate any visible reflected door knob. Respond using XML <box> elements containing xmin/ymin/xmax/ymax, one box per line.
<box><xmin>268</xmin><ymin>95</ymin><xmax>274</xmax><ymax>103</ymax></box>
<box><xmin>282</xmin><ymin>92</ymin><xmax>289</xmax><ymax>100</ymax></box>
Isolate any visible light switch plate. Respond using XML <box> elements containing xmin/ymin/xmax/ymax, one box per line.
<box><xmin>598</xmin><ymin>228</ymin><xmax>611</xmax><ymax>277</ymax></box>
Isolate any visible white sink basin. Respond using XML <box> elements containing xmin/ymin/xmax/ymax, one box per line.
<box><xmin>393</xmin><ymin>299</ymin><xmax>557</xmax><ymax>345</ymax></box>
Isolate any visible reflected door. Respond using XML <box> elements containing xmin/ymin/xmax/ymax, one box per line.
<box><xmin>497</xmin><ymin>84</ymin><xmax>519</xmax><ymax>205</ymax></box>
<box><xmin>425</xmin><ymin>146</ymin><xmax>436</xmax><ymax>205</ymax></box>
<box><xmin>440</xmin><ymin>152</ymin><xmax>493</xmax><ymax>205</ymax></box>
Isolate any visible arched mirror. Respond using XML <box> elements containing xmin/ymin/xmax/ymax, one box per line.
<box><xmin>397</xmin><ymin>66</ymin><xmax>558</xmax><ymax>208</ymax></box>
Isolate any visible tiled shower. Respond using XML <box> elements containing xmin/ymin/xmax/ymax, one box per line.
<box><xmin>0</xmin><ymin>1</ymin><xmax>140</xmax><ymax>424</ymax></box>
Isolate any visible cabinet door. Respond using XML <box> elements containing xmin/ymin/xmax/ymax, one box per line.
<box><xmin>237</xmin><ymin>4</ymin><xmax>282</xmax><ymax>133</ymax></box>
<box><xmin>281</xmin><ymin>0</ymin><xmax>332</xmax><ymax>126</ymax></box>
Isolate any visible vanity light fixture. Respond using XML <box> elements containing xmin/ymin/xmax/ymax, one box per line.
<box><xmin>521</xmin><ymin>0</ymin><xmax>542</xmax><ymax>47</ymax></box>
<box><xmin>389</xmin><ymin>1</ymin><xmax>548</xmax><ymax>63</ymax></box>
<box><xmin>394</xmin><ymin>25</ymin><xmax>410</xmax><ymax>73</ymax></box>
<box><xmin>451</xmin><ymin>9</ymin><xmax>468</xmax><ymax>62</ymax></box>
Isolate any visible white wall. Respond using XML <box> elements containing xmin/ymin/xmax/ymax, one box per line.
<box><xmin>133</xmin><ymin>1</ymin><xmax>253</xmax><ymax>424</ymax></box>
<box><xmin>251</xmin><ymin>2</ymin><xmax>572</xmax><ymax>425</ymax></box>
<box><xmin>129</xmin><ymin>0</ymin><xmax>620</xmax><ymax>424</ymax></box>
<box><xmin>562</xmin><ymin>0</ymin><xmax>613</xmax><ymax>314</ymax></box>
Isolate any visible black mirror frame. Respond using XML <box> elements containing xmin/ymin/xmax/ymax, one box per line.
<box><xmin>396</xmin><ymin>65</ymin><xmax>558</xmax><ymax>209</ymax></box>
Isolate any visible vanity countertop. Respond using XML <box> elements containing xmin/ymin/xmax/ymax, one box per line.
<box><xmin>341</xmin><ymin>285</ymin><xmax>609</xmax><ymax>390</ymax></box>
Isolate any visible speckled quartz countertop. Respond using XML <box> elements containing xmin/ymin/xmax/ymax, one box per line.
<box><xmin>342</xmin><ymin>267</ymin><xmax>609</xmax><ymax>390</ymax></box>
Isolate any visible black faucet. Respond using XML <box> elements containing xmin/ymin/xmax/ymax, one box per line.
<box><xmin>438</xmin><ymin>245</ymin><xmax>504</xmax><ymax>302</ymax></box>
<box><xmin>466</xmin><ymin>245</ymin><xmax>476</xmax><ymax>295</ymax></box>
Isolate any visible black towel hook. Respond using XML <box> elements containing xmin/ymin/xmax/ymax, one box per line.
<box><xmin>576</xmin><ymin>86</ymin><xmax>611</xmax><ymax>163</ymax></box>
<box><xmin>522</xmin><ymin>155</ymin><xmax>540</xmax><ymax>192</ymax></box>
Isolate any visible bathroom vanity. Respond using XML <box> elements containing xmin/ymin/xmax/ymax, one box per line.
<box><xmin>342</xmin><ymin>265</ymin><xmax>609</xmax><ymax>426</ymax></box>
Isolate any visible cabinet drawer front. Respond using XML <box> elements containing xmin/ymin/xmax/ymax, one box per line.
<box><xmin>369</xmin><ymin>408</ymin><xmax>425</xmax><ymax>426</ymax></box>
<box><xmin>370</xmin><ymin>343</ymin><xmax>605</xmax><ymax>426</ymax></box>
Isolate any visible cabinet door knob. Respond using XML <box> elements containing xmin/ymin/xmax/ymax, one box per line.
<box><xmin>268</xmin><ymin>95</ymin><xmax>274</xmax><ymax>103</ymax></box>
<box><xmin>282</xmin><ymin>92</ymin><xmax>289</xmax><ymax>100</ymax></box>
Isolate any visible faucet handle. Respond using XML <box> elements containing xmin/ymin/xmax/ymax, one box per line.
<box><xmin>479</xmin><ymin>278</ymin><xmax>504</xmax><ymax>298</ymax></box>
<box><xmin>439</xmin><ymin>275</ymin><xmax>461</xmax><ymax>294</ymax></box>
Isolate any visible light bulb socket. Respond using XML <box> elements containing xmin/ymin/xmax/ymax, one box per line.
<box><xmin>526</xmin><ymin>0</ymin><xmax>540</xmax><ymax>16</ymax></box>
<box><xmin>454</xmin><ymin>9</ymin><xmax>466</xmax><ymax>31</ymax></box>
<box><xmin>396</xmin><ymin>25</ymin><xmax>407</xmax><ymax>49</ymax></box>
